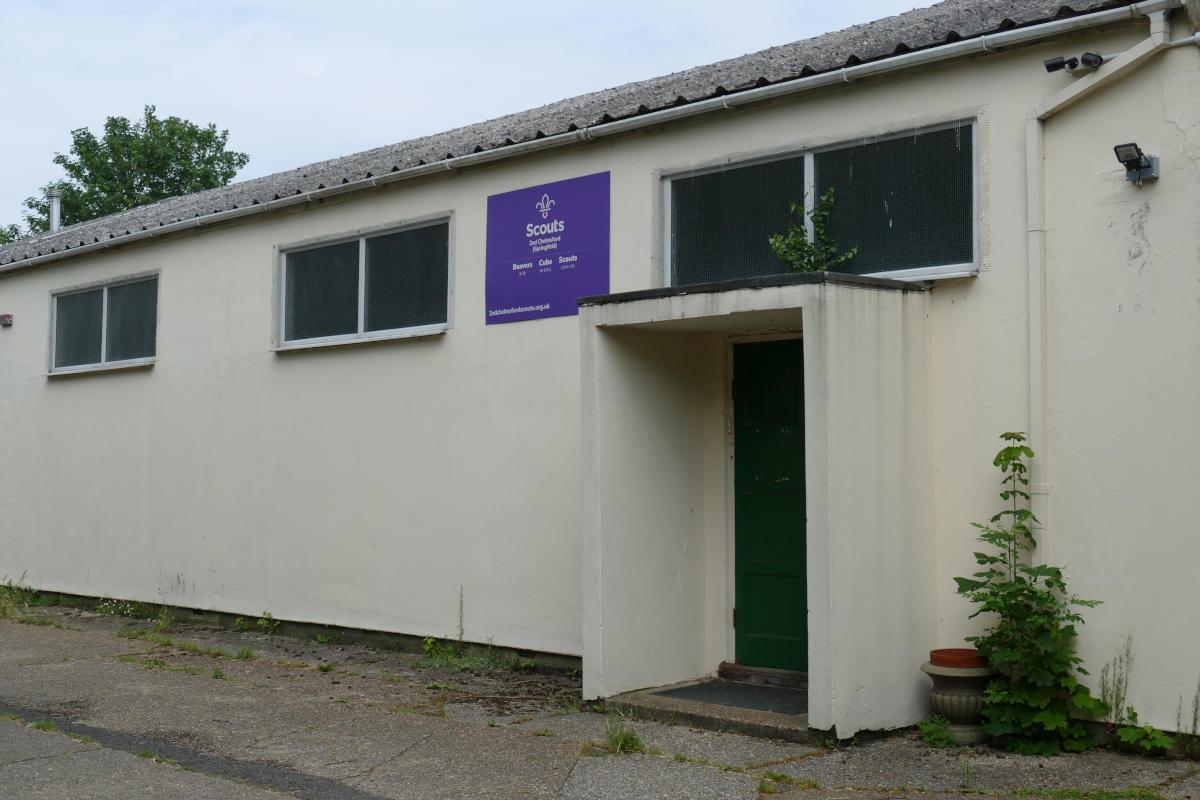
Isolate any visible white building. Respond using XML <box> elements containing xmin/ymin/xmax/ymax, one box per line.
<box><xmin>1</xmin><ymin>0</ymin><xmax>1198</xmax><ymax>738</ymax></box>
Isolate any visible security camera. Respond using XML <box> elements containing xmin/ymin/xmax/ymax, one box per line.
<box><xmin>1044</xmin><ymin>56</ymin><xmax>1078</xmax><ymax>72</ymax></box>
<box><xmin>1079</xmin><ymin>51</ymin><xmax>1104</xmax><ymax>68</ymax></box>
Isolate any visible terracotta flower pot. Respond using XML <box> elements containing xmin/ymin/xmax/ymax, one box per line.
<box><xmin>930</xmin><ymin>648</ymin><xmax>988</xmax><ymax>669</ymax></box>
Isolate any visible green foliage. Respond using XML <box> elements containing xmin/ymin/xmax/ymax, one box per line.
<box><xmin>767</xmin><ymin>187</ymin><xmax>858</xmax><ymax>273</ymax></box>
<box><xmin>233</xmin><ymin>616</ymin><xmax>252</xmax><ymax>632</ymax></box>
<box><xmin>318</xmin><ymin>662</ymin><xmax>336</xmax><ymax>673</ymax></box>
<box><xmin>918</xmin><ymin>715</ymin><xmax>956</xmax><ymax>748</ymax></box>
<box><xmin>0</xmin><ymin>576</ymin><xmax>50</xmax><ymax>619</ymax></box>
<box><xmin>153</xmin><ymin>607</ymin><xmax>174</xmax><ymax>633</ymax></box>
<box><xmin>1115</xmin><ymin>708</ymin><xmax>1174</xmax><ymax>754</ymax></box>
<box><xmin>95</xmin><ymin>598</ymin><xmax>155</xmax><ymax>619</ymax></box>
<box><xmin>211</xmin><ymin>668</ymin><xmax>226</xmax><ymax>680</ymax></box>
<box><xmin>954</xmin><ymin>433</ymin><xmax>1105</xmax><ymax>754</ymax></box>
<box><xmin>235</xmin><ymin>647</ymin><xmax>254</xmax><ymax>661</ymax></box>
<box><xmin>419</xmin><ymin>635</ymin><xmax>534</xmax><ymax>674</ymax></box>
<box><xmin>256</xmin><ymin>611</ymin><xmax>280</xmax><ymax>636</ymax></box>
<box><xmin>603</xmin><ymin>714</ymin><xmax>644</xmax><ymax>754</ymax></box>
<box><xmin>30</xmin><ymin>720</ymin><xmax>57</xmax><ymax>732</ymax></box>
<box><xmin>19</xmin><ymin>106</ymin><xmax>249</xmax><ymax>234</ymax></box>
<box><xmin>0</xmin><ymin>224</ymin><xmax>21</xmax><ymax>244</ymax></box>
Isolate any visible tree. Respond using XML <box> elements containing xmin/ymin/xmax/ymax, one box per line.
<box><xmin>0</xmin><ymin>224</ymin><xmax>21</xmax><ymax>245</ymax></box>
<box><xmin>18</xmin><ymin>105</ymin><xmax>249</xmax><ymax>235</ymax></box>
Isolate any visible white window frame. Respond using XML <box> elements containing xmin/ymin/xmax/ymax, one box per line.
<box><xmin>662</xmin><ymin>119</ymin><xmax>979</xmax><ymax>285</ymax></box>
<box><xmin>274</xmin><ymin>215</ymin><xmax>454</xmax><ymax>352</ymax></box>
<box><xmin>49</xmin><ymin>271</ymin><xmax>159</xmax><ymax>375</ymax></box>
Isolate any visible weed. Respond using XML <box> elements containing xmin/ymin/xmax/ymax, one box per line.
<box><xmin>95</xmin><ymin>598</ymin><xmax>155</xmax><ymax>619</ymax></box>
<box><xmin>314</xmin><ymin>633</ymin><xmax>333</xmax><ymax>645</ymax></box>
<box><xmin>918</xmin><ymin>716</ymin><xmax>956</xmax><ymax>748</ymax></box>
<box><xmin>0</xmin><ymin>574</ymin><xmax>48</xmax><ymax>618</ymax></box>
<box><xmin>143</xmin><ymin>657</ymin><xmax>167</xmax><ymax>670</ymax></box>
<box><xmin>757</xmin><ymin>778</ymin><xmax>780</xmax><ymax>795</ymax></box>
<box><xmin>137</xmin><ymin>750</ymin><xmax>179</xmax><ymax>766</ymax></box>
<box><xmin>386</xmin><ymin>675</ymin><xmax>407</xmax><ymax>684</ymax></box>
<box><xmin>488</xmin><ymin>720</ymin><xmax>501</xmax><ymax>728</ymax></box>
<box><xmin>1177</xmin><ymin>675</ymin><xmax>1200</xmax><ymax>758</ymax></box>
<box><xmin>1101</xmin><ymin>635</ymin><xmax>1134</xmax><ymax>726</ymax></box>
<box><xmin>426</xmin><ymin>681</ymin><xmax>451</xmax><ymax>691</ymax></box>
<box><xmin>673</xmin><ymin>753</ymin><xmax>687</xmax><ymax>762</ymax></box>
<box><xmin>233</xmin><ymin>616</ymin><xmax>252</xmax><ymax>632</ymax></box>
<box><xmin>66</xmin><ymin>732</ymin><xmax>99</xmax><ymax>745</ymax></box>
<box><xmin>533</xmin><ymin>728</ymin><xmax>553</xmax><ymax>737</ymax></box>
<box><xmin>603</xmin><ymin>714</ymin><xmax>644</xmax><ymax>754</ymax></box>
<box><xmin>256</xmin><ymin>611</ymin><xmax>279</xmax><ymax>636</ymax></box>
<box><xmin>962</xmin><ymin>761</ymin><xmax>972</xmax><ymax>789</ymax></box>
<box><xmin>174</xmin><ymin>640</ymin><xmax>232</xmax><ymax>658</ymax></box>
<box><xmin>15</xmin><ymin>614</ymin><xmax>62</xmax><ymax>628</ymax></box>
<box><xmin>1</xmin><ymin>714</ymin><xmax>21</xmax><ymax>722</ymax></box>
<box><xmin>153</xmin><ymin>607</ymin><xmax>174</xmax><ymax>633</ymax></box>
<box><xmin>211</xmin><ymin>668</ymin><xmax>226</xmax><ymax>680</ymax></box>
<box><xmin>579</xmin><ymin>740</ymin><xmax>605</xmax><ymax>757</ymax></box>
<box><xmin>235</xmin><ymin>647</ymin><xmax>254</xmax><ymax>660</ymax></box>
<box><xmin>30</xmin><ymin>720</ymin><xmax>57</xmax><ymax>732</ymax></box>
<box><xmin>1116</xmin><ymin>708</ymin><xmax>1174</xmax><ymax>754</ymax></box>
<box><xmin>318</xmin><ymin>662</ymin><xmax>336</xmax><ymax>673</ymax></box>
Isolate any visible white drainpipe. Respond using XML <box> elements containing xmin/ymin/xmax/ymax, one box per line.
<box><xmin>47</xmin><ymin>185</ymin><xmax>63</xmax><ymax>234</ymax></box>
<box><xmin>1023</xmin><ymin>8</ymin><xmax>1196</xmax><ymax>559</ymax></box>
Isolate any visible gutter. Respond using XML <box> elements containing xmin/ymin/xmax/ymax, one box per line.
<box><xmin>0</xmin><ymin>0</ymin><xmax>1184</xmax><ymax>277</ymax></box>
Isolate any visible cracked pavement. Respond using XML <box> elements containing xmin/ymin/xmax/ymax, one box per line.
<box><xmin>1</xmin><ymin>605</ymin><xmax>1197</xmax><ymax>799</ymax></box>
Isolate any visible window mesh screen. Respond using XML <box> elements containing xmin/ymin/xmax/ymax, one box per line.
<box><xmin>54</xmin><ymin>289</ymin><xmax>103</xmax><ymax>368</ymax></box>
<box><xmin>285</xmin><ymin>241</ymin><xmax>360</xmax><ymax>341</ymax></box>
<box><xmin>671</xmin><ymin>155</ymin><xmax>805</xmax><ymax>286</ymax></box>
<box><xmin>365</xmin><ymin>223</ymin><xmax>449</xmax><ymax>332</ymax></box>
<box><xmin>105</xmin><ymin>278</ymin><xmax>157</xmax><ymax>362</ymax></box>
<box><xmin>815</xmin><ymin>125</ymin><xmax>973</xmax><ymax>275</ymax></box>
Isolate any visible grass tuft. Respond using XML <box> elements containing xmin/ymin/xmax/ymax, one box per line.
<box><xmin>318</xmin><ymin>662</ymin><xmax>336</xmax><ymax>673</ymax></box>
<box><xmin>30</xmin><ymin>720</ymin><xmax>57</xmax><ymax>732</ymax></box>
<box><xmin>235</xmin><ymin>647</ymin><xmax>254</xmax><ymax>661</ymax></box>
<box><xmin>603</xmin><ymin>714</ymin><xmax>644</xmax><ymax>754</ymax></box>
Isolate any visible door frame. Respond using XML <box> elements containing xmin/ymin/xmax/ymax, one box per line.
<box><xmin>723</xmin><ymin>331</ymin><xmax>804</xmax><ymax>666</ymax></box>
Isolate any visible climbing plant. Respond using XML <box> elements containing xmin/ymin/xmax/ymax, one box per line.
<box><xmin>954</xmin><ymin>432</ymin><xmax>1106</xmax><ymax>754</ymax></box>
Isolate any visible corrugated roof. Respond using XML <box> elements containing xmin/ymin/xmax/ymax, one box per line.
<box><xmin>0</xmin><ymin>0</ymin><xmax>1135</xmax><ymax>268</ymax></box>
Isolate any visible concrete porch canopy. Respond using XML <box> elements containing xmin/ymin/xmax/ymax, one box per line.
<box><xmin>578</xmin><ymin>272</ymin><xmax>936</xmax><ymax>737</ymax></box>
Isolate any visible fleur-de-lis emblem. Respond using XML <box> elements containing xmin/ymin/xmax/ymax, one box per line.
<box><xmin>535</xmin><ymin>193</ymin><xmax>555</xmax><ymax>219</ymax></box>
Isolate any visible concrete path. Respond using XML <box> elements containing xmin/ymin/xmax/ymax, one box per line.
<box><xmin>0</xmin><ymin>605</ymin><xmax>1196</xmax><ymax>799</ymax></box>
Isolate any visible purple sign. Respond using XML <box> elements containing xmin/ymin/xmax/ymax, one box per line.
<box><xmin>485</xmin><ymin>172</ymin><xmax>610</xmax><ymax>324</ymax></box>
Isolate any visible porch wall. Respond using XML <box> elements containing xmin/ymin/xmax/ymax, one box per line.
<box><xmin>806</xmin><ymin>284</ymin><xmax>935</xmax><ymax>735</ymax></box>
<box><xmin>580</xmin><ymin>327</ymin><xmax>728</xmax><ymax>698</ymax></box>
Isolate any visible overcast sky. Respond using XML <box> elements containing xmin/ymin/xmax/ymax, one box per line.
<box><xmin>0</xmin><ymin>0</ymin><xmax>937</xmax><ymax>228</ymax></box>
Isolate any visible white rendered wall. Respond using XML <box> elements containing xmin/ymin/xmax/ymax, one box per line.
<box><xmin>1041</xmin><ymin>41</ymin><xmax>1200</xmax><ymax>730</ymax></box>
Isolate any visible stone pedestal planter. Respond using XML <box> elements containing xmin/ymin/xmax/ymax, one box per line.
<box><xmin>921</xmin><ymin>659</ymin><xmax>997</xmax><ymax>745</ymax></box>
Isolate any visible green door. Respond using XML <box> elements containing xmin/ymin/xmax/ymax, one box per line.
<box><xmin>733</xmin><ymin>339</ymin><xmax>807</xmax><ymax>671</ymax></box>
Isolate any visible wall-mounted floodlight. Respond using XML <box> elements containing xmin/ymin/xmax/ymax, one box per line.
<box><xmin>1113</xmin><ymin>143</ymin><xmax>1160</xmax><ymax>184</ymax></box>
<box><xmin>0</xmin><ymin>314</ymin><xmax>12</xmax><ymax>327</ymax></box>
<box><xmin>1044</xmin><ymin>55</ymin><xmax>1078</xmax><ymax>72</ymax></box>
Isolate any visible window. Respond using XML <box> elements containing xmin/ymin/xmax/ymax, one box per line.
<box><xmin>668</xmin><ymin>122</ymin><xmax>975</xmax><ymax>285</ymax></box>
<box><xmin>52</xmin><ymin>276</ymin><xmax>158</xmax><ymax>372</ymax></box>
<box><xmin>281</xmin><ymin>221</ymin><xmax>450</xmax><ymax>346</ymax></box>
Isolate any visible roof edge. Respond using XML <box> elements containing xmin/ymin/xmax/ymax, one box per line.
<box><xmin>0</xmin><ymin>0</ymin><xmax>1176</xmax><ymax>278</ymax></box>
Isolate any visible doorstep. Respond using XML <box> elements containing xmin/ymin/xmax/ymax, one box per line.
<box><xmin>606</xmin><ymin>678</ymin><xmax>812</xmax><ymax>743</ymax></box>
